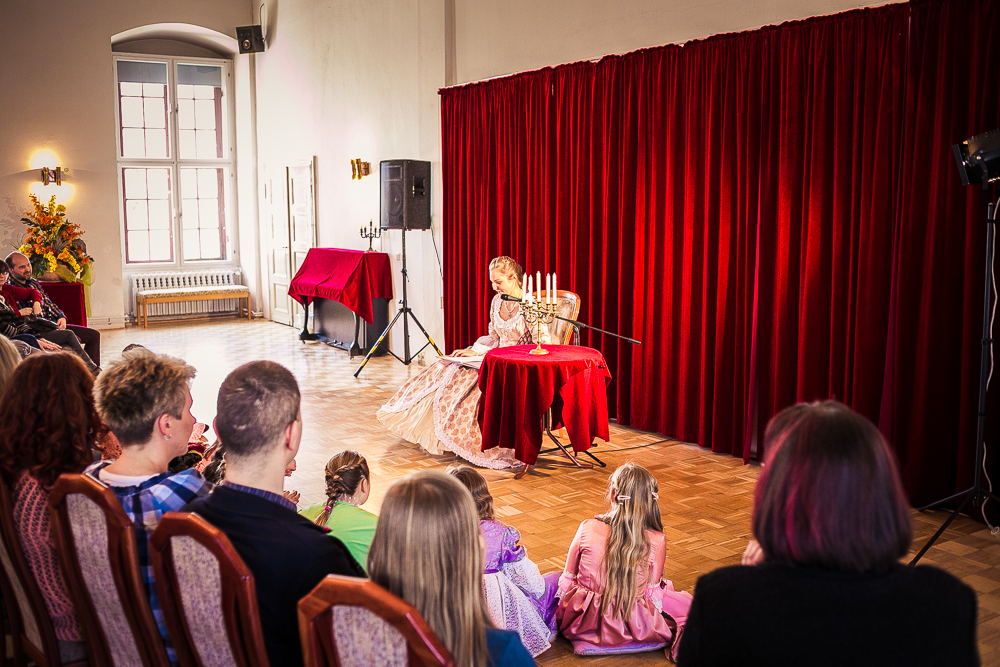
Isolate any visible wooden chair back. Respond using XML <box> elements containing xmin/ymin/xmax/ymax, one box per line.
<box><xmin>48</xmin><ymin>473</ymin><xmax>169</xmax><ymax>667</ymax></box>
<box><xmin>150</xmin><ymin>512</ymin><xmax>270</xmax><ymax>667</ymax></box>
<box><xmin>538</xmin><ymin>290</ymin><xmax>582</xmax><ymax>345</ymax></box>
<box><xmin>0</xmin><ymin>475</ymin><xmax>87</xmax><ymax>667</ymax></box>
<box><xmin>298</xmin><ymin>575</ymin><xmax>454</xmax><ymax>667</ymax></box>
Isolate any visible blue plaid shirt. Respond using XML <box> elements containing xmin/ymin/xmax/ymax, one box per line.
<box><xmin>85</xmin><ymin>461</ymin><xmax>212</xmax><ymax>664</ymax></box>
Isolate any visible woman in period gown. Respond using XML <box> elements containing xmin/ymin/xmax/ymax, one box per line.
<box><xmin>376</xmin><ymin>256</ymin><xmax>549</xmax><ymax>469</ymax></box>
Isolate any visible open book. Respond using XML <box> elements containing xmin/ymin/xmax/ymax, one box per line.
<box><xmin>438</xmin><ymin>354</ymin><xmax>484</xmax><ymax>369</ymax></box>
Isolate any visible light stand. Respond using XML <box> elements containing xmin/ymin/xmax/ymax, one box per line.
<box><xmin>911</xmin><ymin>129</ymin><xmax>1000</xmax><ymax>565</ymax></box>
<box><xmin>354</xmin><ymin>226</ymin><xmax>442</xmax><ymax>378</ymax></box>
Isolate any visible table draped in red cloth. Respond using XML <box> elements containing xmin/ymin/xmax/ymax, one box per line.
<box><xmin>287</xmin><ymin>248</ymin><xmax>393</xmax><ymax>324</ymax></box>
<box><xmin>477</xmin><ymin>345</ymin><xmax>612</xmax><ymax>466</ymax></box>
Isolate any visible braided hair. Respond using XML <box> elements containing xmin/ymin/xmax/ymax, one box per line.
<box><xmin>312</xmin><ymin>450</ymin><xmax>370</xmax><ymax>526</ymax></box>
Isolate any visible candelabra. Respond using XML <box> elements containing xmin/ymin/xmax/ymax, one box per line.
<box><xmin>520</xmin><ymin>298</ymin><xmax>556</xmax><ymax>355</ymax></box>
<box><xmin>360</xmin><ymin>219</ymin><xmax>381</xmax><ymax>251</ymax></box>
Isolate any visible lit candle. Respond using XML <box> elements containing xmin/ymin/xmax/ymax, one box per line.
<box><xmin>536</xmin><ymin>271</ymin><xmax>541</xmax><ymax>304</ymax></box>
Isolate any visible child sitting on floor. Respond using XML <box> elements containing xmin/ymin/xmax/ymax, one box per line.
<box><xmin>556</xmin><ymin>462</ymin><xmax>692</xmax><ymax>659</ymax></box>
<box><xmin>448</xmin><ymin>465</ymin><xmax>558</xmax><ymax>657</ymax></box>
<box><xmin>300</xmin><ymin>450</ymin><xmax>377</xmax><ymax>571</ymax></box>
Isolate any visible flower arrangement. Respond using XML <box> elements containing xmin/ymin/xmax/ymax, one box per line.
<box><xmin>19</xmin><ymin>194</ymin><xmax>93</xmax><ymax>280</ymax></box>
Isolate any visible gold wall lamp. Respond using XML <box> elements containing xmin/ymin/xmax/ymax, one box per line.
<box><xmin>40</xmin><ymin>166</ymin><xmax>63</xmax><ymax>185</ymax></box>
<box><xmin>351</xmin><ymin>159</ymin><xmax>370</xmax><ymax>180</ymax></box>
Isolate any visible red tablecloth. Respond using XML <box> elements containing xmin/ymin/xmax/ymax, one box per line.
<box><xmin>38</xmin><ymin>281</ymin><xmax>86</xmax><ymax>327</ymax></box>
<box><xmin>477</xmin><ymin>345</ymin><xmax>612</xmax><ymax>466</ymax></box>
<box><xmin>288</xmin><ymin>249</ymin><xmax>393</xmax><ymax>324</ymax></box>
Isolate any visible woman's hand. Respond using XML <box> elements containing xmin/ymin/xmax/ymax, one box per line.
<box><xmin>452</xmin><ymin>348</ymin><xmax>478</xmax><ymax>357</ymax></box>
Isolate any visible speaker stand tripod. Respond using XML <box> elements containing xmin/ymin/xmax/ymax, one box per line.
<box><xmin>354</xmin><ymin>227</ymin><xmax>442</xmax><ymax>378</ymax></box>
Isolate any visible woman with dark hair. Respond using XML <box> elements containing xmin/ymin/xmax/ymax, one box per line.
<box><xmin>376</xmin><ymin>256</ymin><xmax>550</xmax><ymax>469</ymax></box>
<box><xmin>0</xmin><ymin>352</ymin><xmax>106</xmax><ymax>663</ymax></box>
<box><xmin>676</xmin><ymin>401</ymin><xmax>979</xmax><ymax>667</ymax></box>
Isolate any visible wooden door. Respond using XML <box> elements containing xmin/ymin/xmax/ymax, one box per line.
<box><xmin>265</xmin><ymin>166</ymin><xmax>293</xmax><ymax>326</ymax></box>
<box><xmin>287</xmin><ymin>160</ymin><xmax>316</xmax><ymax>330</ymax></box>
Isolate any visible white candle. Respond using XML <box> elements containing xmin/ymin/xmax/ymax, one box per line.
<box><xmin>553</xmin><ymin>273</ymin><xmax>557</xmax><ymax>300</ymax></box>
<box><xmin>536</xmin><ymin>271</ymin><xmax>541</xmax><ymax>304</ymax></box>
<box><xmin>546</xmin><ymin>273</ymin><xmax>552</xmax><ymax>304</ymax></box>
<box><xmin>525</xmin><ymin>274</ymin><xmax>532</xmax><ymax>302</ymax></box>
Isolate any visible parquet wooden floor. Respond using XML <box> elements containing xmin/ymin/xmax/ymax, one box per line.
<box><xmin>101</xmin><ymin>319</ymin><xmax>1000</xmax><ymax>665</ymax></box>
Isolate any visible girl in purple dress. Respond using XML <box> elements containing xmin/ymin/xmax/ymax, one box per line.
<box><xmin>448</xmin><ymin>465</ymin><xmax>559</xmax><ymax>657</ymax></box>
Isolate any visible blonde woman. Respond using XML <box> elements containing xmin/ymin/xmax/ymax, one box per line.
<box><xmin>556</xmin><ymin>462</ymin><xmax>692</xmax><ymax>658</ymax></box>
<box><xmin>376</xmin><ymin>256</ymin><xmax>549</xmax><ymax>469</ymax></box>
<box><xmin>0</xmin><ymin>337</ymin><xmax>22</xmax><ymax>392</ymax></box>
<box><xmin>299</xmin><ymin>450</ymin><xmax>377</xmax><ymax>570</ymax></box>
<box><xmin>368</xmin><ymin>471</ymin><xmax>534</xmax><ymax>667</ymax></box>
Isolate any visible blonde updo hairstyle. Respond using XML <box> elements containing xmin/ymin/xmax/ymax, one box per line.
<box><xmin>488</xmin><ymin>256</ymin><xmax>524</xmax><ymax>285</ymax></box>
<box><xmin>311</xmin><ymin>450</ymin><xmax>370</xmax><ymax>526</ymax></box>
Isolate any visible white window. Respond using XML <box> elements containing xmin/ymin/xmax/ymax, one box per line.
<box><xmin>114</xmin><ymin>55</ymin><xmax>236</xmax><ymax>265</ymax></box>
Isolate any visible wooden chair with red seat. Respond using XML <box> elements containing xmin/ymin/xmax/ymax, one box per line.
<box><xmin>0</xmin><ymin>477</ymin><xmax>87</xmax><ymax>667</ymax></box>
<box><xmin>149</xmin><ymin>512</ymin><xmax>269</xmax><ymax>667</ymax></box>
<box><xmin>298</xmin><ymin>574</ymin><xmax>454</xmax><ymax>667</ymax></box>
<box><xmin>47</xmin><ymin>473</ymin><xmax>169</xmax><ymax>667</ymax></box>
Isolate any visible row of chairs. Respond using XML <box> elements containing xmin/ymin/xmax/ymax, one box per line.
<box><xmin>0</xmin><ymin>474</ymin><xmax>454</xmax><ymax>667</ymax></box>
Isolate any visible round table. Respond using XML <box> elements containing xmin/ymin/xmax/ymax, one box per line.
<box><xmin>476</xmin><ymin>344</ymin><xmax>612</xmax><ymax>467</ymax></box>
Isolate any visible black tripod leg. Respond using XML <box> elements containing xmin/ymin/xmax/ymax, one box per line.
<box><xmin>406</xmin><ymin>310</ymin><xmax>444</xmax><ymax>356</ymax></box>
<box><xmin>909</xmin><ymin>490</ymin><xmax>976</xmax><ymax>566</ymax></box>
<box><xmin>354</xmin><ymin>308</ymin><xmax>405</xmax><ymax>378</ymax></box>
<box><xmin>581</xmin><ymin>448</ymin><xmax>606</xmax><ymax>467</ymax></box>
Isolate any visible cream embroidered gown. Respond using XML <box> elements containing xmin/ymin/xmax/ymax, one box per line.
<box><xmin>376</xmin><ymin>294</ymin><xmax>549</xmax><ymax>469</ymax></box>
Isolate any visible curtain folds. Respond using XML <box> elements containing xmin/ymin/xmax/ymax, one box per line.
<box><xmin>440</xmin><ymin>0</ymin><xmax>1000</xmax><ymax>505</ymax></box>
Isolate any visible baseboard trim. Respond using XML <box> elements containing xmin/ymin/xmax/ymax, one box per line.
<box><xmin>85</xmin><ymin>315</ymin><xmax>128</xmax><ymax>330</ymax></box>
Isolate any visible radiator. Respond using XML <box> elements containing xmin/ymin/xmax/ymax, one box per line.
<box><xmin>129</xmin><ymin>269</ymin><xmax>245</xmax><ymax>320</ymax></box>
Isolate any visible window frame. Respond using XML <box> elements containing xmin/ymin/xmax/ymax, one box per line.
<box><xmin>113</xmin><ymin>53</ymin><xmax>238</xmax><ymax>269</ymax></box>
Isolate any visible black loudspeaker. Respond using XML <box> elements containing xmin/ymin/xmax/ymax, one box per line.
<box><xmin>380</xmin><ymin>160</ymin><xmax>431</xmax><ymax>230</ymax></box>
<box><xmin>236</xmin><ymin>25</ymin><xmax>265</xmax><ymax>54</ymax></box>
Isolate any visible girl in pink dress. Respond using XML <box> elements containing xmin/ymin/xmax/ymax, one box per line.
<box><xmin>556</xmin><ymin>462</ymin><xmax>692</xmax><ymax>659</ymax></box>
<box><xmin>377</xmin><ymin>257</ymin><xmax>549</xmax><ymax>469</ymax></box>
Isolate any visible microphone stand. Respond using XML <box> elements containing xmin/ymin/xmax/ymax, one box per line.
<box><xmin>499</xmin><ymin>293</ymin><xmax>641</xmax><ymax>346</ymax></box>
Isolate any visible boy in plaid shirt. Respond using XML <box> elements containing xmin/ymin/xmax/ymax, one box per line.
<box><xmin>87</xmin><ymin>353</ymin><xmax>211</xmax><ymax>664</ymax></box>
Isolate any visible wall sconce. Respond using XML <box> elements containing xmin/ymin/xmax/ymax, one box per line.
<box><xmin>351</xmin><ymin>159</ymin><xmax>370</xmax><ymax>180</ymax></box>
<box><xmin>40</xmin><ymin>167</ymin><xmax>63</xmax><ymax>185</ymax></box>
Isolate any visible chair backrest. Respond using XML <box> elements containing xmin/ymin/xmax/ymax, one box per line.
<box><xmin>48</xmin><ymin>473</ymin><xmax>169</xmax><ymax>667</ymax></box>
<box><xmin>539</xmin><ymin>290</ymin><xmax>582</xmax><ymax>345</ymax></box>
<box><xmin>298</xmin><ymin>575</ymin><xmax>455</xmax><ymax>667</ymax></box>
<box><xmin>0</xmin><ymin>475</ymin><xmax>86</xmax><ymax>667</ymax></box>
<box><xmin>150</xmin><ymin>512</ymin><xmax>270</xmax><ymax>667</ymax></box>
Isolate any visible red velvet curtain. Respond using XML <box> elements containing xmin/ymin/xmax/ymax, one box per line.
<box><xmin>440</xmin><ymin>0</ymin><xmax>1000</xmax><ymax>504</ymax></box>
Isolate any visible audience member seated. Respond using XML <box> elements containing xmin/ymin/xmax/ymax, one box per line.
<box><xmin>6</xmin><ymin>251</ymin><xmax>102</xmax><ymax>367</ymax></box>
<box><xmin>448</xmin><ymin>465</ymin><xmax>558</xmax><ymax>657</ymax></box>
<box><xmin>300</xmin><ymin>451</ymin><xmax>378</xmax><ymax>571</ymax></box>
<box><xmin>0</xmin><ymin>352</ymin><xmax>106</xmax><ymax>663</ymax></box>
<box><xmin>676</xmin><ymin>401</ymin><xmax>980</xmax><ymax>667</ymax></box>
<box><xmin>283</xmin><ymin>457</ymin><xmax>300</xmax><ymax>505</ymax></box>
<box><xmin>1</xmin><ymin>335</ymin><xmax>35</xmax><ymax>360</ymax></box>
<box><xmin>556</xmin><ymin>462</ymin><xmax>692</xmax><ymax>659</ymax></box>
<box><xmin>368</xmin><ymin>470</ymin><xmax>535</xmax><ymax>667</ymax></box>
<box><xmin>0</xmin><ymin>262</ymin><xmax>98</xmax><ymax>374</ymax></box>
<box><xmin>183</xmin><ymin>361</ymin><xmax>364</xmax><ymax>667</ymax></box>
<box><xmin>87</xmin><ymin>353</ymin><xmax>212</xmax><ymax>663</ymax></box>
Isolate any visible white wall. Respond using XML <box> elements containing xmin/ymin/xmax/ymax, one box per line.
<box><xmin>254</xmin><ymin>0</ymin><xmax>446</xmax><ymax>357</ymax></box>
<box><xmin>0</xmin><ymin>1</ymin><xmax>250</xmax><ymax>328</ymax></box>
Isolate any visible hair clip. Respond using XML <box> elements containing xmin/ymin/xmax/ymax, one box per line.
<box><xmin>616</xmin><ymin>494</ymin><xmax>631</xmax><ymax>502</ymax></box>
<box><xmin>323</xmin><ymin>505</ymin><xmax>332</xmax><ymax>511</ymax></box>
<box><xmin>651</xmin><ymin>492</ymin><xmax>659</xmax><ymax>500</ymax></box>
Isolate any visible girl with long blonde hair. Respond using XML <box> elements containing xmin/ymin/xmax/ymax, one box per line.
<box><xmin>299</xmin><ymin>450</ymin><xmax>378</xmax><ymax>570</ymax></box>
<box><xmin>367</xmin><ymin>471</ymin><xmax>534</xmax><ymax>667</ymax></box>
<box><xmin>556</xmin><ymin>462</ymin><xmax>692</xmax><ymax>658</ymax></box>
